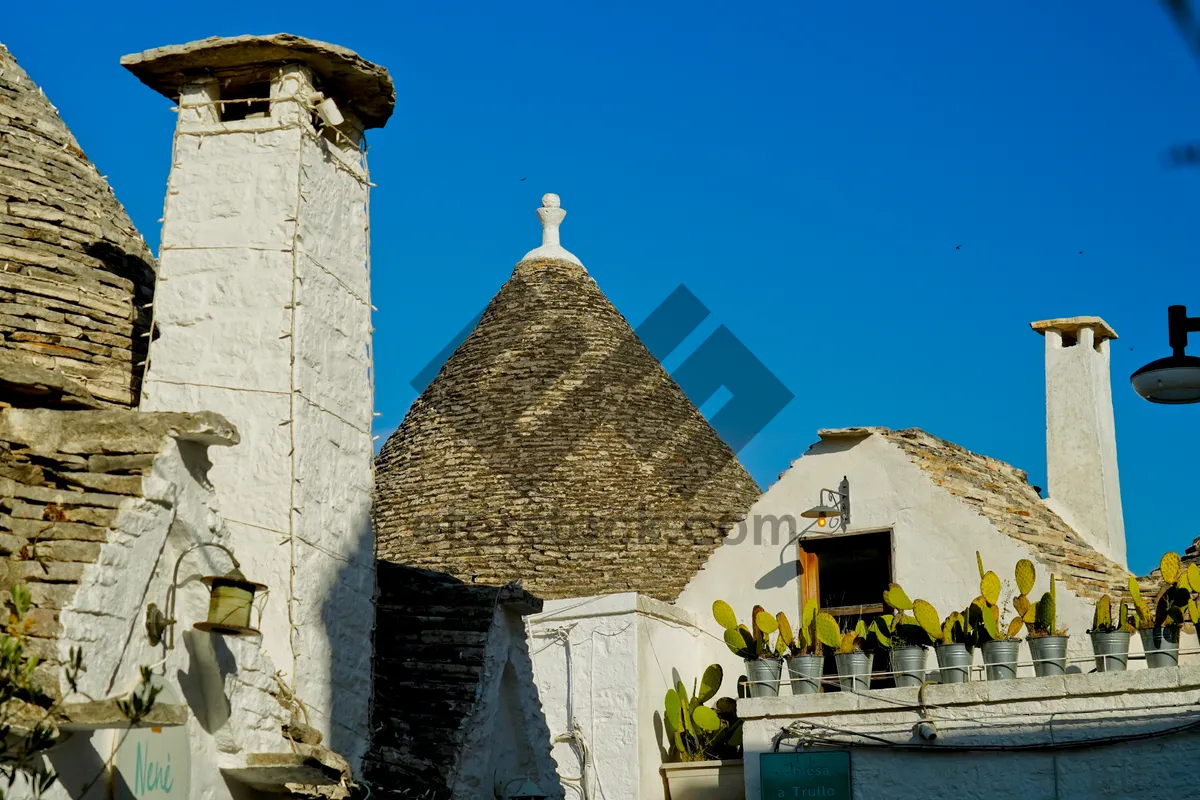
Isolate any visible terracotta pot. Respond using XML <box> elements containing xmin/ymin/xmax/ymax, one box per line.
<box><xmin>660</xmin><ymin>759</ymin><xmax>745</xmax><ymax>800</ymax></box>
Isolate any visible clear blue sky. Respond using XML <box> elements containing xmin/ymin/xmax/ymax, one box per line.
<box><xmin>6</xmin><ymin>2</ymin><xmax>1198</xmax><ymax>575</ymax></box>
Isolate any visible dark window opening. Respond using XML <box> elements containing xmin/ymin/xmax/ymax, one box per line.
<box><xmin>800</xmin><ymin>529</ymin><xmax>894</xmax><ymax>690</ymax></box>
<box><xmin>1061</xmin><ymin>331</ymin><xmax>1078</xmax><ymax>347</ymax></box>
<box><xmin>220</xmin><ymin>80</ymin><xmax>271</xmax><ymax>121</ymax></box>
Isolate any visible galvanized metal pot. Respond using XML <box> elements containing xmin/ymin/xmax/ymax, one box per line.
<box><xmin>835</xmin><ymin>652</ymin><xmax>869</xmax><ymax>693</ymax></box>
<box><xmin>1028</xmin><ymin>635</ymin><xmax>1068</xmax><ymax>677</ymax></box>
<box><xmin>786</xmin><ymin>654</ymin><xmax>824</xmax><ymax>696</ymax></box>
<box><xmin>1139</xmin><ymin>627</ymin><xmax>1180</xmax><ymax>669</ymax></box>
<box><xmin>935</xmin><ymin>643</ymin><xmax>972</xmax><ymax>684</ymax></box>
<box><xmin>1090</xmin><ymin>630</ymin><xmax>1131</xmax><ymax>673</ymax></box>
<box><xmin>982</xmin><ymin>640</ymin><xmax>1020</xmax><ymax>681</ymax></box>
<box><xmin>744</xmin><ymin>657</ymin><xmax>783</xmax><ymax>698</ymax></box>
<box><xmin>891</xmin><ymin>646</ymin><xmax>927</xmax><ymax>688</ymax></box>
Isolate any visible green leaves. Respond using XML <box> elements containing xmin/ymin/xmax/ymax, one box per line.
<box><xmin>815</xmin><ymin>612</ymin><xmax>843</xmax><ymax>650</ymax></box>
<box><xmin>10</xmin><ymin>584</ymin><xmax>31</xmax><ymax>621</ymax></box>
<box><xmin>1015</xmin><ymin>559</ymin><xmax>1036</xmax><ymax>596</ymax></box>
<box><xmin>664</xmin><ymin>666</ymin><xmax>739</xmax><ymax>762</ymax></box>
<box><xmin>913</xmin><ymin>600</ymin><xmax>941</xmax><ymax>641</ymax></box>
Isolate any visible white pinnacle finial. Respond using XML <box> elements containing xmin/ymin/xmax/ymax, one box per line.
<box><xmin>521</xmin><ymin>192</ymin><xmax>583</xmax><ymax>266</ymax></box>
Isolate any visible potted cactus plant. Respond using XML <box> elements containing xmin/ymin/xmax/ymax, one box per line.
<box><xmin>660</xmin><ymin>664</ymin><xmax>744</xmax><ymax>800</ymax></box>
<box><xmin>1089</xmin><ymin>594</ymin><xmax>1136</xmax><ymax>672</ymax></box>
<box><xmin>933</xmin><ymin>609</ymin><xmax>974</xmax><ymax>683</ymax></box>
<box><xmin>878</xmin><ymin>584</ymin><xmax>937</xmax><ymax>688</ymax></box>
<box><xmin>779</xmin><ymin>600</ymin><xmax>824</xmax><ymax>696</ymax></box>
<box><xmin>972</xmin><ymin>552</ymin><xmax>1025</xmax><ymax>681</ymax></box>
<box><xmin>814</xmin><ymin>612</ymin><xmax>869</xmax><ymax>692</ymax></box>
<box><xmin>1130</xmin><ymin>552</ymin><xmax>1192</xmax><ymax>669</ymax></box>
<box><xmin>1017</xmin><ymin>560</ymin><xmax>1069</xmax><ymax>677</ymax></box>
<box><xmin>712</xmin><ymin>601</ymin><xmax>783</xmax><ymax>697</ymax></box>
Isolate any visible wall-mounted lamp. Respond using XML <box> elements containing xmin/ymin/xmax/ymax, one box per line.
<box><xmin>801</xmin><ymin>477</ymin><xmax>850</xmax><ymax>531</ymax></box>
<box><xmin>146</xmin><ymin>543</ymin><xmax>266</xmax><ymax>649</ymax></box>
<box><xmin>1131</xmin><ymin>305</ymin><xmax>1200</xmax><ymax>404</ymax></box>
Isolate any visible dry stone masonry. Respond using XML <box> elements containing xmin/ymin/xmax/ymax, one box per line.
<box><xmin>374</xmin><ymin>196</ymin><xmax>761</xmax><ymax>601</ymax></box>
<box><xmin>0</xmin><ymin>44</ymin><xmax>155</xmax><ymax>409</ymax></box>
<box><xmin>0</xmin><ymin>408</ymin><xmax>237</xmax><ymax>696</ymax></box>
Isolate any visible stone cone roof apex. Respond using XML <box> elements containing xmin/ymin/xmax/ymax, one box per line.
<box><xmin>520</xmin><ymin>192</ymin><xmax>583</xmax><ymax>267</ymax></box>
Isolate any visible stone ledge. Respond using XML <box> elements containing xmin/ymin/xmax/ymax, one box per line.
<box><xmin>0</xmin><ymin>408</ymin><xmax>239</xmax><ymax>453</ymax></box>
<box><xmin>738</xmin><ymin>664</ymin><xmax>1200</xmax><ymax>720</ymax></box>
<box><xmin>221</xmin><ymin>744</ymin><xmax>350</xmax><ymax>793</ymax></box>
<box><xmin>57</xmin><ymin>699</ymin><xmax>188</xmax><ymax>731</ymax></box>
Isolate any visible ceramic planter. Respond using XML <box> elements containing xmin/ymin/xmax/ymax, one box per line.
<box><xmin>786</xmin><ymin>654</ymin><xmax>823</xmax><ymax>696</ymax></box>
<box><xmin>891</xmin><ymin>645</ymin><xmax>927</xmax><ymax>688</ymax></box>
<box><xmin>935</xmin><ymin>643</ymin><xmax>972</xmax><ymax>684</ymax></box>
<box><xmin>1139</xmin><ymin>627</ymin><xmax>1180</xmax><ymax>669</ymax></box>
<box><xmin>835</xmin><ymin>651</ymin><xmax>869</xmax><ymax>692</ymax></box>
<box><xmin>660</xmin><ymin>759</ymin><xmax>745</xmax><ymax>800</ymax></box>
<box><xmin>1090</xmin><ymin>630</ymin><xmax>1131</xmax><ymax>673</ymax></box>
<box><xmin>1028</xmin><ymin>635</ymin><xmax>1068</xmax><ymax>677</ymax></box>
<box><xmin>744</xmin><ymin>657</ymin><xmax>782</xmax><ymax>698</ymax></box>
<box><xmin>981</xmin><ymin>640</ymin><xmax>1020</xmax><ymax>681</ymax></box>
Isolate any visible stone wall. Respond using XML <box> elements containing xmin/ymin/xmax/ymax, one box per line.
<box><xmin>0</xmin><ymin>44</ymin><xmax>155</xmax><ymax>409</ymax></box>
<box><xmin>373</xmin><ymin>257</ymin><xmax>761</xmax><ymax>601</ymax></box>
<box><xmin>0</xmin><ymin>408</ymin><xmax>237</xmax><ymax>696</ymax></box>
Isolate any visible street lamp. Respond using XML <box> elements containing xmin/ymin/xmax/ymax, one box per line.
<box><xmin>1131</xmin><ymin>305</ymin><xmax>1200</xmax><ymax>404</ymax></box>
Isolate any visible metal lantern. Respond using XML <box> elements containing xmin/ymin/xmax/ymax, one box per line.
<box><xmin>193</xmin><ymin>568</ymin><xmax>266</xmax><ymax>636</ymax></box>
<box><xmin>145</xmin><ymin>542</ymin><xmax>266</xmax><ymax>648</ymax></box>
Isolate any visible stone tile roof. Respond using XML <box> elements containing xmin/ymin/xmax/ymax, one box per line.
<box><xmin>373</xmin><ymin>257</ymin><xmax>760</xmax><ymax>601</ymax></box>
<box><xmin>364</xmin><ymin>564</ymin><xmax>542</xmax><ymax>799</ymax></box>
<box><xmin>0</xmin><ymin>44</ymin><xmax>155</xmax><ymax>409</ymax></box>
<box><xmin>0</xmin><ymin>408</ymin><xmax>237</xmax><ymax>696</ymax></box>
<box><xmin>832</xmin><ymin>426</ymin><xmax>1136</xmax><ymax>601</ymax></box>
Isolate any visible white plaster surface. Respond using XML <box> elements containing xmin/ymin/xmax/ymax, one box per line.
<box><xmin>1038</xmin><ymin>322</ymin><xmax>1127</xmax><ymax>567</ymax></box>
<box><xmin>676</xmin><ymin>431</ymin><xmax>1150</xmax><ymax>682</ymax></box>
<box><xmin>739</xmin><ymin>665</ymin><xmax>1200</xmax><ymax>799</ymax></box>
<box><xmin>141</xmin><ymin>67</ymin><xmax>376</xmax><ymax>771</ymax></box>
<box><xmin>42</xmin><ymin>435</ymin><xmax>297</xmax><ymax>800</ymax></box>
<box><xmin>453</xmin><ymin>605</ymin><xmax>561</xmax><ymax>799</ymax></box>
<box><xmin>528</xmin><ymin>593</ymin><xmax>716</xmax><ymax>800</ymax></box>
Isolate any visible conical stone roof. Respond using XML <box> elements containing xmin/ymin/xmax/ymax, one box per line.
<box><xmin>374</xmin><ymin>195</ymin><xmax>760</xmax><ymax>601</ymax></box>
<box><xmin>0</xmin><ymin>43</ymin><xmax>154</xmax><ymax>409</ymax></box>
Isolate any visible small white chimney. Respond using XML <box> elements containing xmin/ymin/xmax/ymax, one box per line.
<box><xmin>1031</xmin><ymin>316</ymin><xmax>1126</xmax><ymax>566</ymax></box>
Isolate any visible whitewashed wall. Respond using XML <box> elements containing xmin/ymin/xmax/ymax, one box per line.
<box><xmin>140</xmin><ymin>64</ymin><xmax>375</xmax><ymax>766</ymax></box>
<box><xmin>738</xmin><ymin>665</ymin><xmax>1200</xmax><ymax>799</ymax></box>
<box><xmin>40</xmin><ymin>435</ymin><xmax>299</xmax><ymax>800</ymax></box>
<box><xmin>676</xmin><ymin>432</ymin><xmax>1150</xmax><ymax>681</ymax></box>
<box><xmin>528</xmin><ymin>593</ymin><xmax>724</xmax><ymax>800</ymax></box>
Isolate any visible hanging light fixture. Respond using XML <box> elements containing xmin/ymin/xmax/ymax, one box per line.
<box><xmin>146</xmin><ymin>543</ymin><xmax>266</xmax><ymax>648</ymax></box>
<box><xmin>801</xmin><ymin>477</ymin><xmax>851</xmax><ymax>532</ymax></box>
<box><xmin>1131</xmin><ymin>305</ymin><xmax>1200</xmax><ymax>404</ymax></box>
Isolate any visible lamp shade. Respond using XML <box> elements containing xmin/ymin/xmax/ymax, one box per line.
<box><xmin>194</xmin><ymin>568</ymin><xmax>265</xmax><ymax>636</ymax></box>
<box><xmin>1131</xmin><ymin>354</ymin><xmax>1200</xmax><ymax>404</ymax></box>
<box><xmin>801</xmin><ymin>504</ymin><xmax>840</xmax><ymax>520</ymax></box>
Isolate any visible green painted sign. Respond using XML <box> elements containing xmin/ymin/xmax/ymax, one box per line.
<box><xmin>760</xmin><ymin>751</ymin><xmax>851</xmax><ymax>799</ymax></box>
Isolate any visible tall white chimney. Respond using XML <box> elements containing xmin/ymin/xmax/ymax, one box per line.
<box><xmin>123</xmin><ymin>35</ymin><xmax>394</xmax><ymax>767</ymax></box>
<box><xmin>1031</xmin><ymin>316</ymin><xmax>1126</xmax><ymax>566</ymax></box>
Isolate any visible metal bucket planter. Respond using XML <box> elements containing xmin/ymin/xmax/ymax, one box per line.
<box><xmin>660</xmin><ymin>759</ymin><xmax>745</xmax><ymax>800</ymax></box>
<box><xmin>982</xmin><ymin>640</ymin><xmax>1020</xmax><ymax>681</ymax></box>
<box><xmin>744</xmin><ymin>658</ymin><xmax>783</xmax><ymax>698</ymax></box>
<box><xmin>1090</xmin><ymin>630</ymin><xmax>1132</xmax><ymax>673</ymax></box>
<box><xmin>1028</xmin><ymin>635</ymin><xmax>1068</xmax><ymax>677</ymax></box>
<box><xmin>835</xmin><ymin>651</ymin><xmax>869</xmax><ymax>693</ymax></box>
<box><xmin>787</xmin><ymin>654</ymin><xmax>824</xmax><ymax>696</ymax></box>
<box><xmin>1139</xmin><ymin>627</ymin><xmax>1180</xmax><ymax>669</ymax></box>
<box><xmin>935</xmin><ymin>643</ymin><xmax>972</xmax><ymax>684</ymax></box>
<box><xmin>891</xmin><ymin>646</ymin><xmax>927</xmax><ymax>688</ymax></box>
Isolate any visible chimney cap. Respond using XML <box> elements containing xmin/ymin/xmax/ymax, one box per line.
<box><xmin>1030</xmin><ymin>316</ymin><xmax>1118</xmax><ymax>342</ymax></box>
<box><xmin>120</xmin><ymin>33</ymin><xmax>395</xmax><ymax>129</ymax></box>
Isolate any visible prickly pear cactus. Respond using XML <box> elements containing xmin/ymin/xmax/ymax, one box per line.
<box><xmin>883</xmin><ymin>583</ymin><xmax>913</xmax><ymax>611</ymax></box>
<box><xmin>913</xmin><ymin>600</ymin><xmax>941</xmax><ymax>641</ymax></box>
<box><xmin>815</xmin><ymin>612</ymin><xmax>842</xmax><ymax>650</ymax></box>
<box><xmin>1015</xmin><ymin>559</ymin><xmax>1036</xmax><ymax>596</ymax></box>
